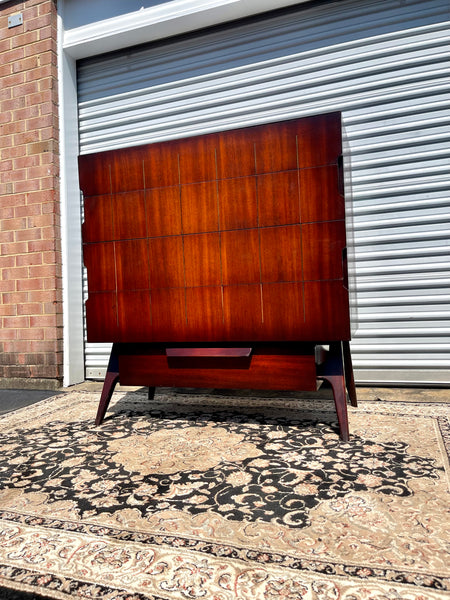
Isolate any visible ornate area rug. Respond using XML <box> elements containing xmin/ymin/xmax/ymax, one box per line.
<box><xmin>0</xmin><ymin>390</ymin><xmax>448</xmax><ymax>599</ymax></box>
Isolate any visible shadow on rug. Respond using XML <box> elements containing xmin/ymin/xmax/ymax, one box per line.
<box><xmin>0</xmin><ymin>390</ymin><xmax>448</xmax><ymax>599</ymax></box>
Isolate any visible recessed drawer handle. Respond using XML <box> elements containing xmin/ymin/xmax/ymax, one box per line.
<box><xmin>165</xmin><ymin>348</ymin><xmax>252</xmax><ymax>358</ymax></box>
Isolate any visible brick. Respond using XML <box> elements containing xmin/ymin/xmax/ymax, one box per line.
<box><xmin>37</xmin><ymin>24</ymin><xmax>53</xmax><ymax>41</ymax></box>
<box><xmin>25</xmin><ymin>189</ymin><xmax>55</xmax><ymax>204</ymax></box>
<box><xmin>39</xmin><ymin>102</ymin><xmax>54</xmax><ymax>117</ymax></box>
<box><xmin>12</xmin><ymin>55</ymin><xmax>39</xmax><ymax>73</ymax></box>
<box><xmin>0</xmin><ymin>206</ymin><xmax>14</xmax><ymax>220</ymax></box>
<box><xmin>26</xmin><ymin>114</ymin><xmax>54</xmax><ymax>131</ymax></box>
<box><xmin>0</xmin><ymin>305</ymin><xmax>16</xmax><ymax>317</ymax></box>
<box><xmin>2</xmin><ymin>291</ymin><xmax>28</xmax><ymax>305</ymax></box>
<box><xmin>39</xmin><ymin>1</ymin><xmax>54</xmax><ymax>15</ymax></box>
<box><xmin>24</xmin><ymin>340</ymin><xmax>59</xmax><ymax>353</ymax></box>
<box><xmin>43</xmin><ymin>250</ymin><xmax>59</xmax><ymax>265</ymax></box>
<box><xmin>1</xmin><ymin>96</ymin><xmax>25</xmax><ymax>112</ymax></box>
<box><xmin>13</xmin><ymin>81</ymin><xmax>40</xmax><ymax>100</ymax></box>
<box><xmin>27</xmin><ymin>165</ymin><xmax>53</xmax><ymax>180</ymax></box>
<box><xmin>1</xmin><ymin>218</ymin><xmax>27</xmax><ymax>232</ymax></box>
<box><xmin>26</xmin><ymin>89</ymin><xmax>52</xmax><ymax>107</ymax></box>
<box><xmin>1</xmin><ymin>46</ymin><xmax>24</xmax><ymax>65</ymax></box>
<box><xmin>30</xmin><ymin>364</ymin><xmax>61</xmax><ymax>379</ymax></box>
<box><xmin>42</xmin><ymin>202</ymin><xmax>59</xmax><ymax>215</ymax></box>
<box><xmin>44</xmin><ymin>327</ymin><xmax>62</xmax><ymax>341</ymax></box>
<box><xmin>0</xmin><ymin>194</ymin><xmax>25</xmax><ymax>209</ymax></box>
<box><xmin>40</xmin><ymin>176</ymin><xmax>58</xmax><ymax>191</ymax></box>
<box><xmin>3</xmin><ymin>120</ymin><xmax>26</xmax><ymax>136</ymax></box>
<box><xmin>0</xmin><ymin>329</ymin><xmax>17</xmax><ymax>341</ymax></box>
<box><xmin>16</xmin><ymin>278</ymin><xmax>44</xmax><ymax>292</ymax></box>
<box><xmin>0</xmin><ymin>88</ymin><xmax>12</xmax><ymax>103</ymax></box>
<box><xmin>15</xmin><ymin>228</ymin><xmax>42</xmax><ymax>242</ymax></box>
<box><xmin>0</xmin><ymin>280</ymin><xmax>15</xmax><ymax>293</ymax></box>
<box><xmin>1</xmin><ymin>342</ymin><xmax>15</xmax><ymax>353</ymax></box>
<box><xmin>45</xmin><ymin>277</ymin><xmax>62</xmax><ymax>292</ymax></box>
<box><xmin>26</xmin><ymin>14</ymin><xmax>52</xmax><ymax>33</ymax></box>
<box><xmin>16</xmin><ymin>253</ymin><xmax>43</xmax><ymax>267</ymax></box>
<box><xmin>0</xmin><ymin>183</ymin><xmax>13</xmax><ymax>195</ymax></box>
<box><xmin>0</xmin><ymin>63</ymin><xmax>12</xmax><ymax>78</ymax></box>
<box><xmin>13</xmin><ymin>105</ymin><xmax>40</xmax><ymax>121</ymax></box>
<box><xmin>14</xmin><ymin>327</ymin><xmax>45</xmax><ymax>340</ymax></box>
<box><xmin>27</xmin><ymin>64</ymin><xmax>53</xmax><ymax>83</ymax></box>
<box><xmin>13</xmin><ymin>129</ymin><xmax>40</xmax><ymax>146</ymax></box>
<box><xmin>27</xmin><ymin>213</ymin><xmax>55</xmax><ymax>229</ymax></box>
<box><xmin>0</xmin><ymin>135</ymin><xmax>12</xmax><ymax>149</ymax></box>
<box><xmin>43</xmin><ymin>300</ymin><xmax>60</xmax><ymax>314</ymax></box>
<box><xmin>2</xmin><ymin>145</ymin><xmax>26</xmax><ymax>160</ymax></box>
<box><xmin>3</xmin><ymin>366</ymin><xmax>32</xmax><ymax>378</ymax></box>
<box><xmin>0</xmin><ymin>113</ymin><xmax>12</xmax><ymax>127</ymax></box>
<box><xmin>26</xmin><ymin>0</ymin><xmax>49</xmax><ymax>8</ymax></box>
<box><xmin>17</xmin><ymin>302</ymin><xmax>43</xmax><ymax>315</ymax></box>
<box><xmin>0</xmin><ymin>161</ymin><xmax>13</xmax><ymax>174</ymax></box>
<box><xmin>27</xmin><ymin>289</ymin><xmax>57</xmax><ymax>303</ymax></box>
<box><xmin>24</xmin><ymin>38</ymin><xmax>52</xmax><ymax>58</ymax></box>
<box><xmin>14</xmin><ymin>179</ymin><xmax>41</xmax><ymax>193</ymax></box>
<box><xmin>22</xmin><ymin>5</ymin><xmax>39</xmax><ymax>20</ymax></box>
<box><xmin>27</xmin><ymin>239</ymin><xmax>54</xmax><ymax>253</ymax></box>
<box><xmin>30</xmin><ymin>314</ymin><xmax>58</xmax><ymax>328</ymax></box>
<box><xmin>0</xmin><ymin>230</ymin><xmax>15</xmax><ymax>242</ymax></box>
<box><xmin>27</xmin><ymin>140</ymin><xmax>56</xmax><ymax>155</ymax></box>
<box><xmin>0</xmin><ymin>352</ymin><xmax>17</xmax><ymax>366</ymax></box>
<box><xmin>3</xmin><ymin>72</ymin><xmax>25</xmax><ymax>88</ymax></box>
<box><xmin>2</xmin><ymin>168</ymin><xmax>27</xmax><ymax>183</ymax></box>
<box><xmin>14</xmin><ymin>154</ymin><xmax>40</xmax><ymax>170</ymax></box>
<box><xmin>29</xmin><ymin>264</ymin><xmax>58</xmax><ymax>279</ymax></box>
<box><xmin>0</xmin><ymin>255</ymin><xmax>15</xmax><ymax>269</ymax></box>
<box><xmin>39</xmin><ymin>76</ymin><xmax>56</xmax><ymax>92</ymax></box>
<box><xmin>11</xmin><ymin>30</ymin><xmax>39</xmax><ymax>49</ymax></box>
<box><xmin>3</xmin><ymin>266</ymin><xmax>28</xmax><ymax>280</ymax></box>
<box><xmin>15</xmin><ymin>203</ymin><xmax>41</xmax><ymax>218</ymax></box>
<box><xmin>0</xmin><ymin>38</ymin><xmax>12</xmax><ymax>53</ymax></box>
<box><xmin>38</xmin><ymin>50</ymin><xmax>57</xmax><ymax>67</ymax></box>
<box><xmin>38</xmin><ymin>126</ymin><xmax>56</xmax><ymax>142</ymax></box>
<box><xmin>41</xmin><ymin>226</ymin><xmax>59</xmax><ymax>241</ymax></box>
<box><xmin>3</xmin><ymin>315</ymin><xmax>30</xmax><ymax>329</ymax></box>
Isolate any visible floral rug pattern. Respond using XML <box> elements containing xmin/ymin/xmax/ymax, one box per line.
<box><xmin>0</xmin><ymin>390</ymin><xmax>448</xmax><ymax>599</ymax></box>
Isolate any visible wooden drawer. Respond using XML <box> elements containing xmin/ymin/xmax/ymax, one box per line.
<box><xmin>118</xmin><ymin>346</ymin><xmax>317</xmax><ymax>390</ymax></box>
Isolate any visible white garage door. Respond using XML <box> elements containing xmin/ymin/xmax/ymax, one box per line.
<box><xmin>77</xmin><ymin>0</ymin><xmax>450</xmax><ymax>385</ymax></box>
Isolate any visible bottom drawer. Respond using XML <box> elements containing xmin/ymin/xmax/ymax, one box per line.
<box><xmin>119</xmin><ymin>346</ymin><xmax>317</xmax><ymax>391</ymax></box>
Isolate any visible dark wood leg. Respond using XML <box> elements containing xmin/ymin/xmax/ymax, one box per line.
<box><xmin>95</xmin><ymin>344</ymin><xmax>120</xmax><ymax>426</ymax></box>
<box><xmin>322</xmin><ymin>374</ymin><xmax>349</xmax><ymax>442</ymax></box>
<box><xmin>317</xmin><ymin>343</ymin><xmax>350</xmax><ymax>442</ymax></box>
<box><xmin>343</xmin><ymin>340</ymin><xmax>357</xmax><ymax>407</ymax></box>
<box><xmin>148</xmin><ymin>387</ymin><xmax>155</xmax><ymax>400</ymax></box>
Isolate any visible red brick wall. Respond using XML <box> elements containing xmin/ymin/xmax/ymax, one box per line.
<box><xmin>0</xmin><ymin>0</ymin><xmax>62</xmax><ymax>386</ymax></box>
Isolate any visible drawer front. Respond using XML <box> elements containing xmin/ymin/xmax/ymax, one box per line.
<box><xmin>119</xmin><ymin>350</ymin><xmax>316</xmax><ymax>391</ymax></box>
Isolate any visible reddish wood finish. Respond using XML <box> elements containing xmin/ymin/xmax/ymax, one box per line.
<box><xmin>257</xmin><ymin>171</ymin><xmax>300</xmax><ymax>226</ymax></box>
<box><xmin>79</xmin><ymin>112</ymin><xmax>348</xmax><ymax>344</ymax></box>
<box><xmin>79</xmin><ymin>112</ymin><xmax>356</xmax><ymax>440</ymax></box>
<box><xmin>218</xmin><ymin>177</ymin><xmax>258</xmax><ymax>230</ymax></box>
<box><xmin>118</xmin><ymin>346</ymin><xmax>316</xmax><ymax>391</ymax></box>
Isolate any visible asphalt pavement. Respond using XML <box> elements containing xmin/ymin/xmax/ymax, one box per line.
<box><xmin>0</xmin><ymin>389</ymin><xmax>62</xmax><ymax>415</ymax></box>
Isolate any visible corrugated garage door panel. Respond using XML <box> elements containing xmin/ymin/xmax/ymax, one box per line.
<box><xmin>77</xmin><ymin>0</ymin><xmax>450</xmax><ymax>384</ymax></box>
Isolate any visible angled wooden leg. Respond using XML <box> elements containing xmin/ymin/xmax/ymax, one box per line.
<box><xmin>95</xmin><ymin>344</ymin><xmax>120</xmax><ymax>426</ymax></box>
<box><xmin>343</xmin><ymin>340</ymin><xmax>357</xmax><ymax>407</ymax></box>
<box><xmin>317</xmin><ymin>343</ymin><xmax>350</xmax><ymax>442</ymax></box>
<box><xmin>321</xmin><ymin>374</ymin><xmax>349</xmax><ymax>442</ymax></box>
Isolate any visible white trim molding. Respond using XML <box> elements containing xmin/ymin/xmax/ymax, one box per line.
<box><xmin>63</xmin><ymin>0</ymin><xmax>307</xmax><ymax>59</ymax></box>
